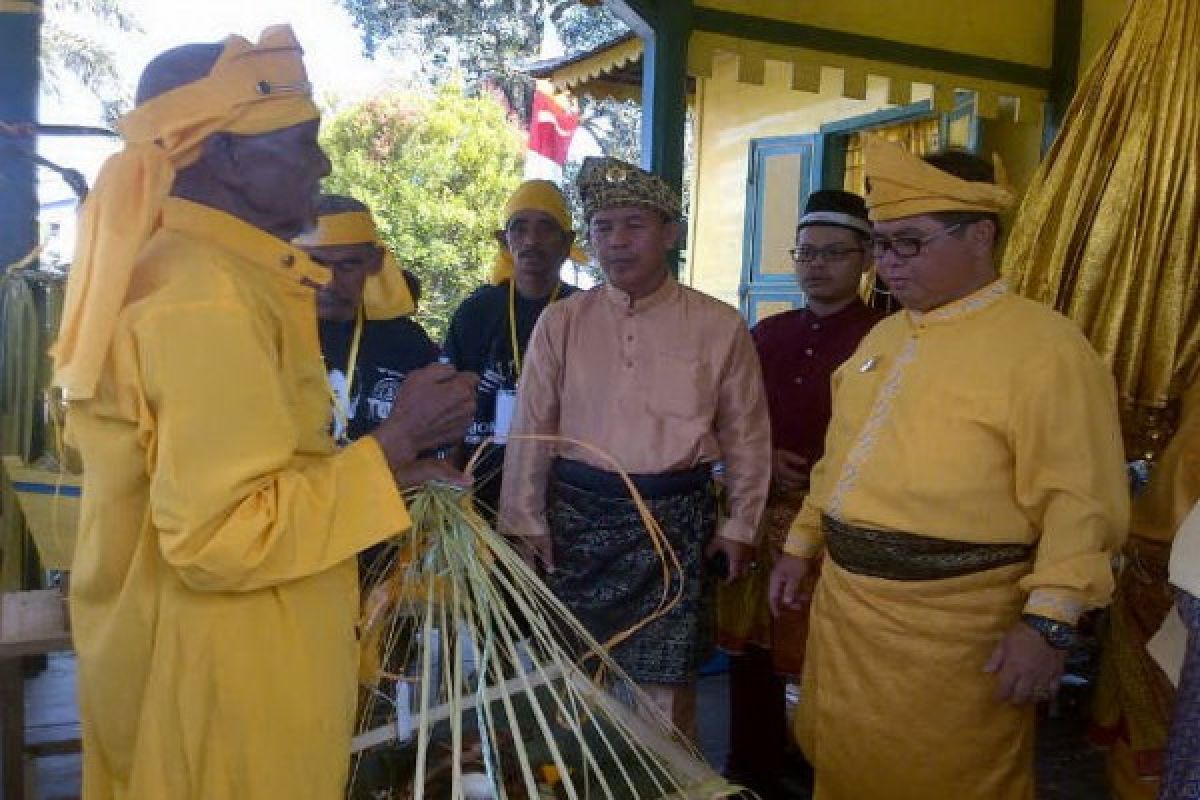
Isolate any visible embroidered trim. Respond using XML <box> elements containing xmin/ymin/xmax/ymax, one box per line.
<box><xmin>910</xmin><ymin>279</ymin><xmax>1008</xmax><ymax>325</ymax></box>
<box><xmin>828</xmin><ymin>335</ymin><xmax>919</xmax><ymax>518</ymax></box>
<box><xmin>1025</xmin><ymin>589</ymin><xmax>1085</xmax><ymax>622</ymax></box>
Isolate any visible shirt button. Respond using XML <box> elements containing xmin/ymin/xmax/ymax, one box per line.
<box><xmin>280</xmin><ymin>254</ymin><xmax>295</xmax><ymax>268</ymax></box>
<box><xmin>793</xmin><ymin>376</ymin><xmax>804</xmax><ymax>385</ymax></box>
<box><xmin>811</xmin><ymin>323</ymin><xmax>820</xmax><ymax>331</ymax></box>
<box><xmin>626</xmin><ymin>334</ymin><xmax>634</xmax><ymax>342</ymax></box>
<box><xmin>625</xmin><ymin>360</ymin><xmax>633</xmax><ymax>368</ymax></box>
<box><xmin>805</xmin><ymin>348</ymin><xmax>814</xmax><ymax>357</ymax></box>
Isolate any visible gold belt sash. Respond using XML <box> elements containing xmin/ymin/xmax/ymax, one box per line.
<box><xmin>822</xmin><ymin>514</ymin><xmax>1034</xmax><ymax>581</ymax></box>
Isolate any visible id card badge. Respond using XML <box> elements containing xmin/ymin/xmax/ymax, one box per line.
<box><xmin>493</xmin><ymin>389</ymin><xmax>517</xmax><ymax>444</ymax></box>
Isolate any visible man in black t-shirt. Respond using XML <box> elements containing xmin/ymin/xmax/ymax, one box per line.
<box><xmin>296</xmin><ymin>195</ymin><xmax>441</xmax><ymax>446</ymax></box>
<box><xmin>443</xmin><ymin>180</ymin><xmax>583</xmax><ymax>520</ymax></box>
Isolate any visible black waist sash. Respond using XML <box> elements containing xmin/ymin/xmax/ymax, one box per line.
<box><xmin>822</xmin><ymin>514</ymin><xmax>1034</xmax><ymax>581</ymax></box>
<box><xmin>551</xmin><ymin>458</ymin><xmax>712</xmax><ymax>500</ymax></box>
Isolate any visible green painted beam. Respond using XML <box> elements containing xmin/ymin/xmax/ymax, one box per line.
<box><xmin>639</xmin><ymin>2</ymin><xmax>691</xmax><ymax>275</ymax></box>
<box><xmin>693</xmin><ymin>7</ymin><xmax>1052</xmax><ymax>90</ymax></box>
<box><xmin>1042</xmin><ymin>0</ymin><xmax>1082</xmax><ymax>153</ymax></box>
<box><xmin>0</xmin><ymin>4</ymin><xmax>41</xmax><ymax>271</ymax></box>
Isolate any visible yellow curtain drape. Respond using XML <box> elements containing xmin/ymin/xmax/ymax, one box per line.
<box><xmin>842</xmin><ymin>118</ymin><xmax>941</xmax><ymax>196</ymax></box>
<box><xmin>1002</xmin><ymin>0</ymin><xmax>1200</xmax><ymax>457</ymax></box>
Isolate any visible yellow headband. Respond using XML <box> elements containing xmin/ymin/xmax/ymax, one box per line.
<box><xmin>52</xmin><ymin>25</ymin><xmax>321</xmax><ymax>399</ymax></box>
<box><xmin>294</xmin><ymin>210</ymin><xmax>416</xmax><ymax>320</ymax></box>
<box><xmin>864</xmin><ymin>136</ymin><xmax>1015</xmax><ymax>222</ymax></box>
<box><xmin>292</xmin><ymin>210</ymin><xmax>378</xmax><ymax>248</ymax></box>
<box><xmin>491</xmin><ymin>179</ymin><xmax>587</xmax><ymax>284</ymax></box>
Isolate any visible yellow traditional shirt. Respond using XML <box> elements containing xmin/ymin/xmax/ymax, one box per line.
<box><xmin>499</xmin><ymin>276</ymin><xmax>770</xmax><ymax>544</ymax></box>
<box><xmin>68</xmin><ymin>198</ymin><xmax>410</xmax><ymax>798</ymax></box>
<box><xmin>784</xmin><ymin>280</ymin><xmax>1129</xmax><ymax>624</ymax></box>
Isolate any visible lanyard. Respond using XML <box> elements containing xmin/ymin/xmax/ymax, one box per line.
<box><xmin>330</xmin><ymin>304</ymin><xmax>365</xmax><ymax>442</ymax></box>
<box><xmin>508</xmin><ymin>278</ymin><xmax>560</xmax><ymax>380</ymax></box>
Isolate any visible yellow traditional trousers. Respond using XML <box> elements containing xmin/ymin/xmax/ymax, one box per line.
<box><xmin>798</xmin><ymin>561</ymin><xmax>1034</xmax><ymax>800</ymax></box>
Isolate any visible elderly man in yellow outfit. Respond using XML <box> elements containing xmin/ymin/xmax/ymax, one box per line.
<box><xmin>769</xmin><ymin>139</ymin><xmax>1129</xmax><ymax>799</ymax></box>
<box><xmin>50</xmin><ymin>29</ymin><xmax>477</xmax><ymax>799</ymax></box>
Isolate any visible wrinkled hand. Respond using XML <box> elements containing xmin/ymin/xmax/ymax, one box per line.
<box><xmin>772</xmin><ymin>449</ymin><xmax>810</xmax><ymax>492</ymax></box>
<box><xmin>769</xmin><ymin>554</ymin><xmax>814</xmax><ymax>617</ymax></box>
<box><xmin>704</xmin><ymin>536</ymin><xmax>755</xmax><ymax>584</ymax></box>
<box><xmin>984</xmin><ymin>622</ymin><xmax>1066</xmax><ymax>705</ymax></box>
<box><xmin>372</xmin><ymin>364</ymin><xmax>478</xmax><ymax>469</ymax></box>
<box><xmin>393</xmin><ymin>458</ymin><xmax>472</xmax><ymax>490</ymax></box>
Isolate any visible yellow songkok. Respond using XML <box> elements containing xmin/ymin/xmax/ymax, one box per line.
<box><xmin>52</xmin><ymin>25</ymin><xmax>321</xmax><ymax>399</ymax></box>
<box><xmin>863</xmin><ymin>136</ymin><xmax>1015</xmax><ymax>222</ymax></box>
<box><xmin>293</xmin><ymin>210</ymin><xmax>416</xmax><ymax>319</ymax></box>
<box><xmin>490</xmin><ymin>179</ymin><xmax>587</xmax><ymax>285</ymax></box>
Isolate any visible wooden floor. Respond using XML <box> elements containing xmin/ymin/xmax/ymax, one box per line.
<box><xmin>13</xmin><ymin>652</ymin><xmax>1110</xmax><ymax>800</ymax></box>
<box><xmin>23</xmin><ymin>653</ymin><xmax>82</xmax><ymax>800</ymax></box>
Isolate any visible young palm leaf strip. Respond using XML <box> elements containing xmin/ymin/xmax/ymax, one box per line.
<box><xmin>352</xmin><ymin>473</ymin><xmax>741</xmax><ymax>800</ymax></box>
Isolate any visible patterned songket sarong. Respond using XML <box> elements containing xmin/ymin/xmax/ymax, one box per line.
<box><xmin>545</xmin><ymin>458</ymin><xmax>718</xmax><ymax>684</ymax></box>
<box><xmin>1161</xmin><ymin>590</ymin><xmax>1200</xmax><ymax>800</ymax></box>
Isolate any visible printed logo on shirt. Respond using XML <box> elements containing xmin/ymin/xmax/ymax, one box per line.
<box><xmin>367</xmin><ymin>375</ymin><xmax>401</xmax><ymax>422</ymax></box>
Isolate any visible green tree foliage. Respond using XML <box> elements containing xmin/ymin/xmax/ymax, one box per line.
<box><xmin>337</xmin><ymin>0</ymin><xmax>628</xmax><ymax>128</ymax></box>
<box><xmin>321</xmin><ymin>83</ymin><xmax>524</xmax><ymax>340</ymax></box>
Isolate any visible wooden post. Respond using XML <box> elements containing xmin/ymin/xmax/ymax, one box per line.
<box><xmin>605</xmin><ymin>0</ymin><xmax>693</xmax><ymax>275</ymax></box>
<box><xmin>0</xmin><ymin>1</ymin><xmax>42</xmax><ymax>271</ymax></box>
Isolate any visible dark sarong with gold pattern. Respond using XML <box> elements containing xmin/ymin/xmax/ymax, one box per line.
<box><xmin>717</xmin><ymin>488</ymin><xmax>813</xmax><ymax>675</ymax></box>
<box><xmin>545</xmin><ymin>458</ymin><xmax>717</xmax><ymax>685</ymax></box>
<box><xmin>1162</xmin><ymin>589</ymin><xmax>1200</xmax><ymax>800</ymax></box>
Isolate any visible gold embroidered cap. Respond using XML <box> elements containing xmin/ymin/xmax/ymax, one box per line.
<box><xmin>576</xmin><ymin>156</ymin><xmax>681</xmax><ymax>222</ymax></box>
<box><xmin>863</xmin><ymin>136</ymin><xmax>1015</xmax><ymax>222</ymax></box>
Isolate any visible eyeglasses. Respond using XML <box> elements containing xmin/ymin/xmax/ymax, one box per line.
<box><xmin>788</xmin><ymin>245</ymin><xmax>865</xmax><ymax>265</ymax></box>
<box><xmin>871</xmin><ymin>223</ymin><xmax>964</xmax><ymax>259</ymax></box>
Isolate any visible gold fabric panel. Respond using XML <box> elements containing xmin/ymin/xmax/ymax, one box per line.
<box><xmin>842</xmin><ymin>118</ymin><xmax>940</xmax><ymax>195</ymax></box>
<box><xmin>1002</xmin><ymin>0</ymin><xmax>1200</xmax><ymax>453</ymax></box>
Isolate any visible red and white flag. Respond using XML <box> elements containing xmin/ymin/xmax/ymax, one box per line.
<box><xmin>526</xmin><ymin>80</ymin><xmax>579</xmax><ymax>179</ymax></box>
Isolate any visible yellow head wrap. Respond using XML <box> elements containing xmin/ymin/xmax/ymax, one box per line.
<box><xmin>292</xmin><ymin>210</ymin><xmax>416</xmax><ymax>320</ymax></box>
<box><xmin>52</xmin><ymin>26</ymin><xmax>321</xmax><ymax>399</ymax></box>
<box><xmin>490</xmin><ymin>179</ymin><xmax>587</xmax><ymax>285</ymax></box>
<box><xmin>863</xmin><ymin>136</ymin><xmax>1015</xmax><ymax>222</ymax></box>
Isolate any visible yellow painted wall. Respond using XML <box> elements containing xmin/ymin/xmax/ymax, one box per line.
<box><xmin>683</xmin><ymin>0</ymin><xmax>1131</xmax><ymax>308</ymax></box>
<box><xmin>697</xmin><ymin>0</ymin><xmax>1055</xmax><ymax>68</ymax></box>
<box><xmin>688</xmin><ymin>51</ymin><xmax>1045</xmax><ymax>309</ymax></box>
<box><xmin>688</xmin><ymin>54</ymin><xmax>898</xmax><ymax>308</ymax></box>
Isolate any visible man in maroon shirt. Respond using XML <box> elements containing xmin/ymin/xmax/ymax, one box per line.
<box><xmin>719</xmin><ymin>189</ymin><xmax>884</xmax><ymax>796</ymax></box>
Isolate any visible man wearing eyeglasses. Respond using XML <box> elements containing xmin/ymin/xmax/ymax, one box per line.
<box><xmin>768</xmin><ymin>138</ymin><xmax>1128</xmax><ymax>799</ymax></box>
<box><xmin>718</xmin><ymin>189</ymin><xmax>882</xmax><ymax>796</ymax></box>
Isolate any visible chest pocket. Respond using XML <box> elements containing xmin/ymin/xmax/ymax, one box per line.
<box><xmin>647</xmin><ymin>350</ymin><xmax>712</xmax><ymax>420</ymax></box>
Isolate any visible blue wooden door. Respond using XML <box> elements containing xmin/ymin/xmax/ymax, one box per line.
<box><xmin>739</xmin><ymin>134</ymin><xmax>819</xmax><ymax>325</ymax></box>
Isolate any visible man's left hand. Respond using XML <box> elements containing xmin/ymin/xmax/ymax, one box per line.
<box><xmin>984</xmin><ymin>621</ymin><xmax>1067</xmax><ymax>705</ymax></box>
<box><xmin>704</xmin><ymin>536</ymin><xmax>755</xmax><ymax>584</ymax></box>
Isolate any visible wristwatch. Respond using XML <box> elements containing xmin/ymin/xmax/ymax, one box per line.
<box><xmin>1021</xmin><ymin>614</ymin><xmax>1077</xmax><ymax>650</ymax></box>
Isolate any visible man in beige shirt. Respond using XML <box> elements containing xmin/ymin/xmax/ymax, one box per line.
<box><xmin>499</xmin><ymin>156</ymin><xmax>771</xmax><ymax>734</ymax></box>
